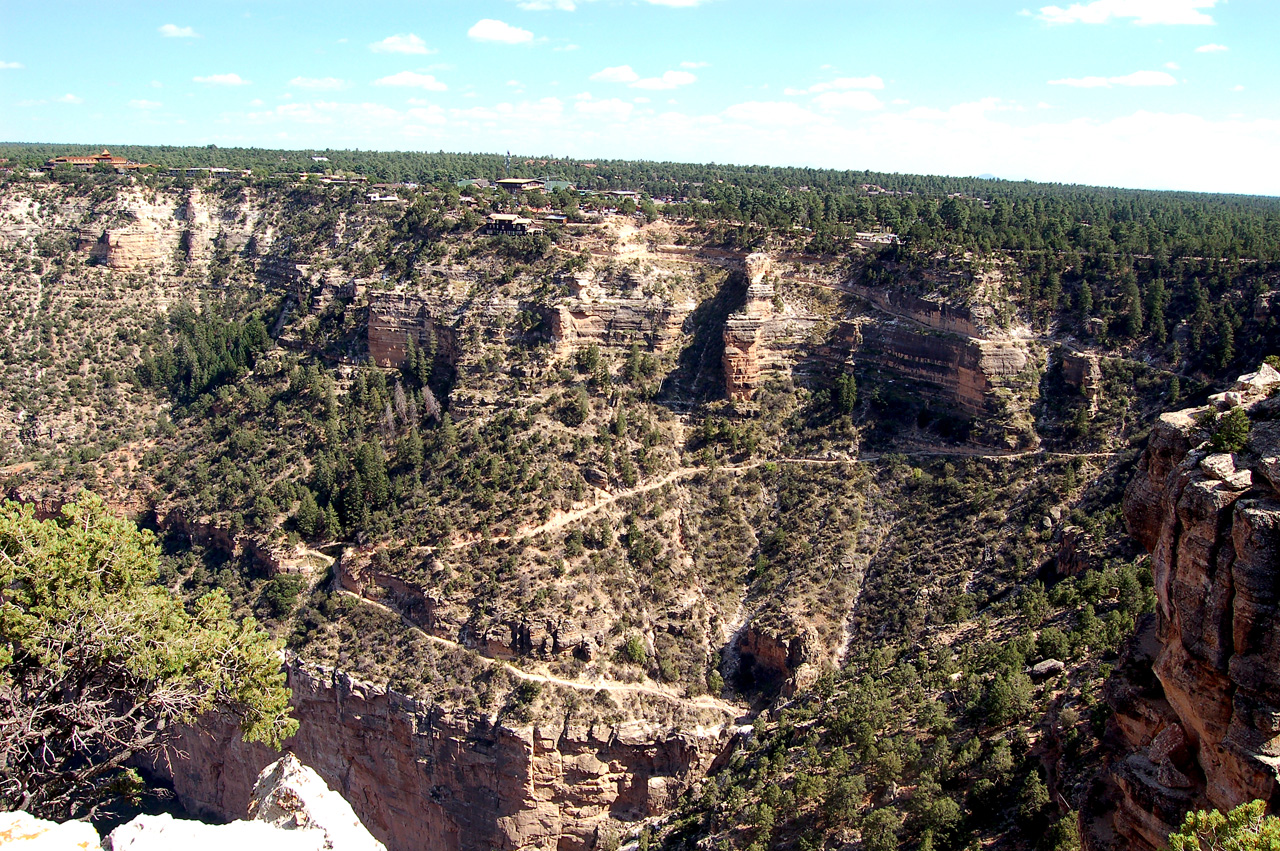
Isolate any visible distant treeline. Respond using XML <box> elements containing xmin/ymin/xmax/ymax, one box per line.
<box><xmin>4</xmin><ymin>141</ymin><xmax>1279</xmax><ymax>263</ymax></box>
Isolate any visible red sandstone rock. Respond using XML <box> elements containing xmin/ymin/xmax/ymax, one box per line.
<box><xmin>147</xmin><ymin>662</ymin><xmax>728</xmax><ymax>851</ymax></box>
<box><xmin>1097</xmin><ymin>388</ymin><xmax>1280</xmax><ymax>849</ymax></box>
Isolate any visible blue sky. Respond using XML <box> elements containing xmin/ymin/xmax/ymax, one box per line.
<box><xmin>1</xmin><ymin>0</ymin><xmax>1276</xmax><ymax>194</ymax></box>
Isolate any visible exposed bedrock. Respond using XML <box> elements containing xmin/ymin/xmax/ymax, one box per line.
<box><xmin>1092</xmin><ymin>368</ymin><xmax>1280</xmax><ymax>850</ymax></box>
<box><xmin>80</xmin><ymin>225</ymin><xmax>164</xmax><ymax>270</ymax></box>
<box><xmin>149</xmin><ymin>661</ymin><xmax>729</xmax><ymax>851</ymax></box>
<box><xmin>548</xmin><ymin>297</ymin><xmax>693</xmax><ymax>355</ymax></box>
<box><xmin>367</xmin><ymin>292</ymin><xmax>459</xmax><ymax>370</ymax></box>
<box><xmin>721</xmin><ymin>254</ymin><xmax>823</xmax><ymax>402</ymax></box>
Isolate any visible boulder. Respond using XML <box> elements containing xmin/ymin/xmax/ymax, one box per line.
<box><xmin>1234</xmin><ymin>363</ymin><xmax>1280</xmax><ymax>396</ymax></box>
<box><xmin>248</xmin><ymin>755</ymin><xmax>386</xmax><ymax>851</ymax></box>
<box><xmin>0</xmin><ymin>811</ymin><xmax>100</xmax><ymax>850</ymax></box>
<box><xmin>106</xmin><ymin>755</ymin><xmax>385</xmax><ymax>851</ymax></box>
<box><xmin>1199</xmin><ymin>454</ymin><xmax>1253</xmax><ymax>491</ymax></box>
<box><xmin>105</xmin><ymin>813</ymin><xmax>325</xmax><ymax>851</ymax></box>
<box><xmin>1030</xmin><ymin>659</ymin><xmax>1066</xmax><ymax>680</ymax></box>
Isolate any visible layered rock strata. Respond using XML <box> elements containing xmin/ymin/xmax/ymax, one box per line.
<box><xmin>549</xmin><ymin>274</ymin><xmax>694</xmax><ymax>355</ymax></box>
<box><xmin>81</xmin><ymin>225</ymin><xmax>164</xmax><ymax>270</ymax></box>
<box><xmin>722</xmin><ymin>254</ymin><xmax>821</xmax><ymax>401</ymax></box>
<box><xmin>149</xmin><ymin>661</ymin><xmax>728</xmax><ymax>851</ymax></box>
<box><xmin>367</xmin><ymin>293</ymin><xmax>459</xmax><ymax>370</ymax></box>
<box><xmin>1095</xmin><ymin>366</ymin><xmax>1280</xmax><ymax>849</ymax></box>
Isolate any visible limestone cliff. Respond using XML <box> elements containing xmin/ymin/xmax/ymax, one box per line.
<box><xmin>721</xmin><ymin>254</ymin><xmax>821</xmax><ymax>402</ymax></box>
<box><xmin>149</xmin><ymin>662</ymin><xmax>729</xmax><ymax>851</ymax></box>
<box><xmin>367</xmin><ymin>292</ymin><xmax>459</xmax><ymax>370</ymax></box>
<box><xmin>548</xmin><ymin>272</ymin><xmax>694</xmax><ymax>356</ymax></box>
<box><xmin>1092</xmin><ymin>366</ymin><xmax>1280</xmax><ymax>849</ymax></box>
<box><xmin>80</xmin><ymin>224</ymin><xmax>164</xmax><ymax>270</ymax></box>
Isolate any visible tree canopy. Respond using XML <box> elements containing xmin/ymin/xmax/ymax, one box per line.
<box><xmin>1169</xmin><ymin>800</ymin><xmax>1280</xmax><ymax>851</ymax></box>
<box><xmin>0</xmin><ymin>495</ymin><xmax>296</xmax><ymax>818</ymax></box>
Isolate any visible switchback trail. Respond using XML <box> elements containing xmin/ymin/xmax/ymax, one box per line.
<box><xmin>419</xmin><ymin>446</ymin><xmax>1123</xmax><ymax>554</ymax></box>
<box><xmin>338</xmin><ymin>590</ymin><xmax>744</xmax><ymax>722</ymax></box>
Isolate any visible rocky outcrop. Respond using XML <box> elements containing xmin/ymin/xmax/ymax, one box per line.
<box><xmin>367</xmin><ymin>293</ymin><xmax>458</xmax><ymax>370</ymax></box>
<box><xmin>1062</xmin><ymin>350</ymin><xmax>1103</xmax><ymax>410</ymax></box>
<box><xmin>844</xmin><ymin>283</ymin><xmax>992</xmax><ymax>339</ymax></box>
<box><xmin>835</xmin><ymin>314</ymin><xmax>1039</xmax><ymax>446</ymax></box>
<box><xmin>338</xmin><ymin>551</ymin><xmax>610</xmax><ymax>662</ymax></box>
<box><xmin>1094</xmin><ymin>368</ymin><xmax>1280</xmax><ymax>850</ymax></box>
<box><xmin>81</xmin><ymin>225</ymin><xmax>164</xmax><ymax>270</ymax></box>
<box><xmin>0</xmin><ymin>811</ymin><xmax>100</xmax><ymax>849</ymax></box>
<box><xmin>549</xmin><ymin>271</ymin><xmax>694</xmax><ymax>357</ymax></box>
<box><xmin>246</xmin><ymin>754</ymin><xmax>386</xmax><ymax>851</ymax></box>
<box><xmin>153</xmin><ymin>506</ymin><xmax>314</xmax><ymax>577</ymax></box>
<box><xmin>147</xmin><ymin>661</ymin><xmax>728</xmax><ymax>851</ymax></box>
<box><xmin>721</xmin><ymin>254</ymin><xmax>822</xmax><ymax>402</ymax></box>
<box><xmin>734</xmin><ymin>621</ymin><xmax>816</xmax><ymax>692</ymax></box>
<box><xmin>1</xmin><ymin>756</ymin><xmax>383</xmax><ymax>851</ymax></box>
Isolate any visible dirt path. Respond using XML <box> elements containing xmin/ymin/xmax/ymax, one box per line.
<box><xmin>419</xmin><ymin>447</ymin><xmax>1122</xmax><ymax>555</ymax></box>
<box><xmin>341</xmin><ymin>590</ymin><xmax>743</xmax><ymax>719</ymax></box>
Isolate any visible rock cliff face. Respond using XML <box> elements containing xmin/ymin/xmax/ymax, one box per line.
<box><xmin>1062</xmin><ymin>350</ymin><xmax>1104</xmax><ymax>410</ymax></box>
<box><xmin>367</xmin><ymin>293</ymin><xmax>459</xmax><ymax>370</ymax></box>
<box><xmin>1094</xmin><ymin>368</ymin><xmax>1280</xmax><ymax>850</ymax></box>
<box><xmin>81</xmin><ymin>225</ymin><xmax>165</xmax><ymax>270</ymax></box>
<box><xmin>721</xmin><ymin>254</ymin><xmax>821</xmax><ymax>402</ymax></box>
<box><xmin>150</xmin><ymin>662</ymin><xmax>728</xmax><ymax>851</ymax></box>
<box><xmin>548</xmin><ymin>274</ymin><xmax>694</xmax><ymax>356</ymax></box>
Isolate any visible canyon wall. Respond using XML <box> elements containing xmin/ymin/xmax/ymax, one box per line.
<box><xmin>152</xmin><ymin>661</ymin><xmax>729</xmax><ymax>851</ymax></box>
<box><xmin>1093</xmin><ymin>367</ymin><xmax>1280</xmax><ymax>849</ymax></box>
<box><xmin>548</xmin><ymin>272</ymin><xmax>694</xmax><ymax>356</ymax></box>
<box><xmin>722</xmin><ymin>254</ymin><xmax>821</xmax><ymax>402</ymax></box>
<box><xmin>367</xmin><ymin>292</ymin><xmax>460</xmax><ymax>370</ymax></box>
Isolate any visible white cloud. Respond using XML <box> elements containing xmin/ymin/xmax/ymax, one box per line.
<box><xmin>723</xmin><ymin>101</ymin><xmax>822</xmax><ymax>125</ymax></box>
<box><xmin>591</xmin><ymin>65</ymin><xmax>640</xmax><ymax>83</ymax></box>
<box><xmin>592</xmin><ymin>66</ymin><xmax>695</xmax><ymax>90</ymax></box>
<box><xmin>808</xmin><ymin>76</ymin><xmax>885</xmax><ymax>93</ymax></box>
<box><xmin>370</xmin><ymin>34</ymin><xmax>432</xmax><ymax>55</ymax></box>
<box><xmin>517</xmin><ymin>0</ymin><xmax>577</xmax><ymax>8</ymax></box>
<box><xmin>1165</xmin><ymin>61</ymin><xmax>1180</xmax><ymax>70</ymax></box>
<box><xmin>468</xmin><ymin>19</ymin><xmax>535</xmax><ymax>44</ymax></box>
<box><xmin>56</xmin><ymin>94</ymin><xmax>83</xmax><ymax>104</ymax></box>
<box><xmin>374</xmin><ymin>71</ymin><xmax>448</xmax><ymax>91</ymax></box>
<box><xmin>129</xmin><ymin>99</ymin><xmax>162</xmax><ymax>109</ymax></box>
<box><xmin>631</xmin><ymin>70</ymin><xmax>696</xmax><ymax>90</ymax></box>
<box><xmin>249</xmin><ymin>98</ymin><xmax>264</xmax><ymax>106</ymax></box>
<box><xmin>1196</xmin><ymin>43</ymin><xmax>1229</xmax><ymax>52</ymax></box>
<box><xmin>576</xmin><ymin>97</ymin><xmax>635</xmax><ymax>122</ymax></box>
<box><xmin>159</xmin><ymin>24</ymin><xmax>198</xmax><ymax>38</ymax></box>
<box><xmin>0</xmin><ymin>61</ymin><xmax>22</xmax><ymax>69</ymax></box>
<box><xmin>1049</xmin><ymin>70</ymin><xmax>1177</xmax><ymax>87</ymax></box>
<box><xmin>452</xmin><ymin>97</ymin><xmax>564</xmax><ymax>125</ymax></box>
<box><xmin>194</xmin><ymin>73</ymin><xmax>250</xmax><ymax>86</ymax></box>
<box><xmin>680</xmin><ymin>61</ymin><xmax>710</xmax><ymax>69</ymax></box>
<box><xmin>1232</xmin><ymin>84</ymin><xmax>1245</xmax><ymax>91</ymax></box>
<box><xmin>1038</xmin><ymin>0</ymin><xmax>1220</xmax><ymax>25</ymax></box>
<box><xmin>407</xmin><ymin>105</ymin><xmax>447</xmax><ymax>125</ymax></box>
<box><xmin>813</xmin><ymin>91</ymin><xmax>884</xmax><ymax>111</ymax></box>
<box><xmin>290</xmin><ymin>76</ymin><xmax>349</xmax><ymax>91</ymax></box>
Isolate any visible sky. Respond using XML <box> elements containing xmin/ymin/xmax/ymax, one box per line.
<box><xmin>1</xmin><ymin>0</ymin><xmax>1277</xmax><ymax>195</ymax></box>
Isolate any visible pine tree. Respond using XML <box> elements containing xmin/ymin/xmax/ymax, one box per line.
<box><xmin>295</xmin><ymin>488</ymin><xmax>320</xmax><ymax>538</ymax></box>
